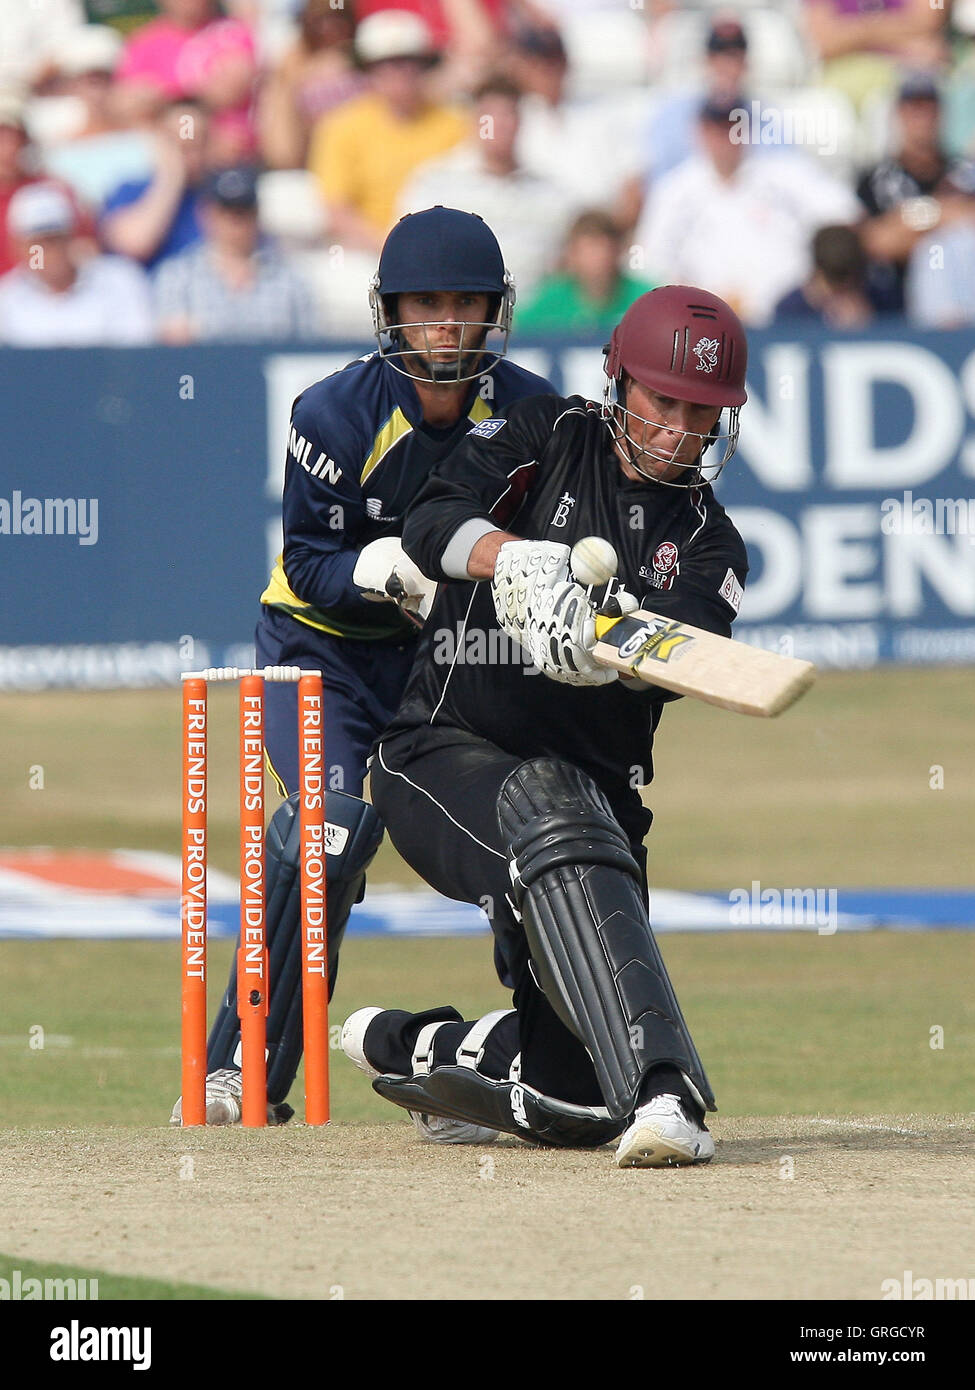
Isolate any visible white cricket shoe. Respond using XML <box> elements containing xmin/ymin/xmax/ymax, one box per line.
<box><xmin>408</xmin><ymin>1110</ymin><xmax>499</xmax><ymax>1145</ymax></box>
<box><xmin>169</xmin><ymin>1068</ymin><xmax>289</xmax><ymax>1126</ymax></box>
<box><xmin>341</xmin><ymin>1006</ymin><xmax>499</xmax><ymax>1146</ymax></box>
<box><xmin>615</xmin><ymin>1093</ymin><xmax>715</xmax><ymax>1168</ymax></box>
<box><xmin>339</xmin><ymin>1007</ymin><xmax>386</xmax><ymax>1080</ymax></box>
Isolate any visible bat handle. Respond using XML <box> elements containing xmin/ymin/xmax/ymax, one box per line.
<box><xmin>596</xmin><ymin>594</ymin><xmax>624</xmax><ymax>619</ymax></box>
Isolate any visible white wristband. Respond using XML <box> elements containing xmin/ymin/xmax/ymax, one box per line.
<box><xmin>441</xmin><ymin>518</ymin><xmax>498</xmax><ymax>580</ymax></box>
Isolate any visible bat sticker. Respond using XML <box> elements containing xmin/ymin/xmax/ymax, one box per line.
<box><xmin>612</xmin><ymin>618</ymin><xmax>695</xmax><ymax>663</ymax></box>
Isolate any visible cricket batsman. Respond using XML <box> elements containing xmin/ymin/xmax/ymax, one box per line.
<box><xmin>340</xmin><ymin>286</ymin><xmax>750</xmax><ymax>1166</ymax></box>
<box><xmin>171</xmin><ymin>207</ymin><xmax>554</xmax><ymax>1126</ymax></box>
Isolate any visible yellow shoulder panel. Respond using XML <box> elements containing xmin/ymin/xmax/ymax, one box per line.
<box><xmin>360</xmin><ymin>407</ymin><xmax>413</xmax><ymax>484</ymax></box>
<box><xmin>468</xmin><ymin>396</ymin><xmax>494</xmax><ymax>424</ymax></box>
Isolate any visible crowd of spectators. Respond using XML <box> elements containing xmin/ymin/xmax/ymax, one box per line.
<box><xmin>3</xmin><ymin>0</ymin><xmax>975</xmax><ymax>345</ymax></box>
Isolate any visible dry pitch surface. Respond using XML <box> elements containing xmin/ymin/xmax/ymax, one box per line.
<box><xmin>2</xmin><ymin>928</ymin><xmax>973</xmax><ymax>1301</ymax></box>
<box><xmin>4</xmin><ymin>1116</ymin><xmax>972</xmax><ymax>1301</ymax></box>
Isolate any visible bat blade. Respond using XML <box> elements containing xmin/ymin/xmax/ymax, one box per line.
<box><xmin>592</xmin><ymin>609</ymin><xmax>815</xmax><ymax>717</ymax></box>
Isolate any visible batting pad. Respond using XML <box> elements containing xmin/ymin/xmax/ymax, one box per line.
<box><xmin>498</xmin><ymin>758</ymin><xmax>715</xmax><ymax>1119</ymax></box>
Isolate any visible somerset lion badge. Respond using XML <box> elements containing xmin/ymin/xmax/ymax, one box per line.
<box><xmin>693</xmin><ymin>337</ymin><xmax>720</xmax><ymax>373</ymax></box>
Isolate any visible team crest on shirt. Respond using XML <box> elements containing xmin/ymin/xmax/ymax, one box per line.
<box><xmin>469</xmin><ymin>417</ymin><xmax>506</xmax><ymax>439</ymax></box>
<box><xmin>640</xmin><ymin>540</ymin><xmax>680</xmax><ymax>591</ymax></box>
<box><xmin>550</xmin><ymin>492</ymin><xmax>576</xmax><ymax>527</ymax></box>
<box><xmin>693</xmin><ymin>338</ymin><xmax>720</xmax><ymax>374</ymax></box>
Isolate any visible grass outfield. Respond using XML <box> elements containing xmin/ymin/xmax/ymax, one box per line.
<box><xmin>0</xmin><ymin>1252</ymin><xmax>265</xmax><ymax>1300</ymax></box>
<box><xmin>1</xmin><ymin>667</ymin><xmax>973</xmax><ymax>888</ymax></box>
<box><xmin>1</xmin><ymin>933</ymin><xmax>972</xmax><ymax>1127</ymax></box>
<box><xmin>0</xmin><ymin>667</ymin><xmax>972</xmax><ymax>1132</ymax></box>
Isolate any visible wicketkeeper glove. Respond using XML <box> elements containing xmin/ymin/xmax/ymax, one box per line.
<box><xmin>353</xmin><ymin>537</ymin><xmax>438</xmax><ymax>621</ymax></box>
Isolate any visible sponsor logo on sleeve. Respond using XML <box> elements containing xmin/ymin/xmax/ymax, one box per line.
<box><xmin>469</xmin><ymin>417</ymin><xmax>506</xmax><ymax>439</ymax></box>
<box><xmin>719</xmin><ymin>567</ymin><xmax>744</xmax><ymax>614</ymax></box>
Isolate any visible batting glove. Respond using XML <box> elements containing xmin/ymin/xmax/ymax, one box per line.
<box><xmin>523</xmin><ymin>580</ymin><xmax>619</xmax><ymax>686</ymax></box>
<box><xmin>492</xmin><ymin>539</ymin><xmax>571</xmax><ymax>641</ymax></box>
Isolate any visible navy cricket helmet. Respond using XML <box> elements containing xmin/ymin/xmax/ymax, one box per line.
<box><xmin>369</xmin><ymin>206</ymin><xmax>516</xmax><ymax>383</ymax></box>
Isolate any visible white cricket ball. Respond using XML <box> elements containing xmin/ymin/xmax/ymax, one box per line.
<box><xmin>570</xmin><ymin>536</ymin><xmax>618</xmax><ymax>587</ymax></box>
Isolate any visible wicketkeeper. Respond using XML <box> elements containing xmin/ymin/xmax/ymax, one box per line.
<box><xmin>341</xmin><ymin>286</ymin><xmax>750</xmax><ymax>1166</ymax></box>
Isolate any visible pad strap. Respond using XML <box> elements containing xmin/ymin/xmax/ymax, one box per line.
<box><xmin>455</xmin><ymin>1010</ymin><xmax>515</xmax><ymax>1070</ymax></box>
<box><xmin>411</xmin><ymin>1021</ymin><xmax>450</xmax><ymax>1077</ymax></box>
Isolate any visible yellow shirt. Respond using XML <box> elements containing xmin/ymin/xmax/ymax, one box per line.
<box><xmin>308</xmin><ymin>93</ymin><xmax>467</xmax><ymax>238</ymax></box>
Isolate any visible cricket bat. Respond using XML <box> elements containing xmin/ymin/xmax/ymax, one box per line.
<box><xmin>591</xmin><ymin>608</ymin><xmax>815</xmax><ymax>717</ymax></box>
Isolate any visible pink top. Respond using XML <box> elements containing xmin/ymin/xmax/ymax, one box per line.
<box><xmin>805</xmin><ymin>0</ymin><xmax>905</xmax><ymax>15</ymax></box>
<box><xmin>117</xmin><ymin>18</ymin><xmax>258</xmax><ymax>153</ymax></box>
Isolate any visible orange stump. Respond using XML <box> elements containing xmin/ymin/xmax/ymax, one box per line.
<box><xmin>180</xmin><ymin>678</ymin><xmax>208</xmax><ymax>1126</ymax></box>
<box><xmin>237</xmin><ymin>674</ymin><xmax>268</xmax><ymax>1127</ymax></box>
<box><xmin>298</xmin><ymin>673</ymin><xmax>329</xmax><ymax>1125</ymax></box>
<box><xmin>179</xmin><ymin>666</ymin><xmax>328</xmax><ymax>1127</ymax></box>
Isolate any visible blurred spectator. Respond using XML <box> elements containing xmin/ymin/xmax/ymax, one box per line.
<box><xmin>906</xmin><ymin>171</ymin><xmax>975</xmax><ymax>327</ymax></box>
<box><xmin>507</xmin><ymin>22</ymin><xmax>644</xmax><ymax>225</ymax></box>
<box><xmin>773</xmin><ymin>224</ymin><xmax>879</xmax><ymax>327</ymax></box>
<box><xmin>353</xmin><ymin>0</ymin><xmax>504</xmax><ymax>63</ymax></box>
<box><xmin>115</xmin><ymin>0</ymin><xmax>258</xmax><ymax>162</ymax></box>
<box><xmin>39</xmin><ymin>26</ymin><xmax>158</xmax><ymax>209</ymax></box>
<box><xmin>308</xmin><ymin>11</ymin><xmax>466</xmax><ymax>253</ymax></box>
<box><xmin>398</xmin><ymin>75</ymin><xmax>572</xmax><ymax>299</ymax></box>
<box><xmin>258</xmin><ymin>0</ymin><xmax>363</xmax><ymax>170</ymax></box>
<box><xmin>0</xmin><ymin>0</ymin><xmax>85</xmax><ymax>94</ymax></box>
<box><xmin>516</xmin><ymin>209</ymin><xmax>655</xmax><ymax>334</ymax></box>
<box><xmin>101</xmin><ymin>99</ymin><xmax>213</xmax><ymax>270</ymax></box>
<box><xmin>634</xmin><ymin>96</ymin><xmax>861</xmax><ymax>324</ymax></box>
<box><xmin>154</xmin><ymin>164</ymin><xmax>318</xmax><ymax>342</ymax></box>
<box><xmin>0</xmin><ymin>94</ymin><xmax>95</xmax><ymax>276</ymax></box>
<box><xmin>643</xmin><ymin>16</ymin><xmax>753</xmax><ymax>186</ymax></box>
<box><xmin>0</xmin><ymin>98</ymin><xmax>43</xmax><ymax>278</ymax></box>
<box><xmin>0</xmin><ymin>181</ymin><xmax>152</xmax><ymax>345</ymax></box>
<box><xmin>857</xmin><ymin>74</ymin><xmax>975</xmax><ymax>310</ymax></box>
<box><xmin>528</xmin><ymin>0</ymin><xmax>652</xmax><ymax>95</ymax></box>
<box><xmin>802</xmin><ymin>0</ymin><xmax>949</xmax><ymax>109</ymax></box>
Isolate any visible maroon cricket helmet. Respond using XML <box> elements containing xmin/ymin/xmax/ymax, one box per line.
<box><xmin>604</xmin><ymin>286</ymin><xmax>748</xmax><ymax>408</ymax></box>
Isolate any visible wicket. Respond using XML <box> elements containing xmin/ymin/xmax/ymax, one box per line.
<box><xmin>180</xmin><ymin>666</ymin><xmax>329</xmax><ymax>1127</ymax></box>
